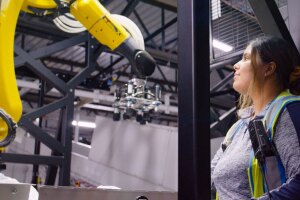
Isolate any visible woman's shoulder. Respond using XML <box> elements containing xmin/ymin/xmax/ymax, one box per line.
<box><xmin>283</xmin><ymin>101</ymin><xmax>300</xmax><ymax>130</ymax></box>
<box><xmin>276</xmin><ymin>101</ymin><xmax>300</xmax><ymax>135</ymax></box>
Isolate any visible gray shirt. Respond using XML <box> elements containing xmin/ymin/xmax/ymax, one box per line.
<box><xmin>211</xmin><ymin>105</ymin><xmax>300</xmax><ymax>200</ymax></box>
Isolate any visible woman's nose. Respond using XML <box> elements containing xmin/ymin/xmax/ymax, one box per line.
<box><xmin>233</xmin><ymin>61</ymin><xmax>240</xmax><ymax>70</ymax></box>
<box><xmin>233</xmin><ymin>63</ymin><xmax>238</xmax><ymax>70</ymax></box>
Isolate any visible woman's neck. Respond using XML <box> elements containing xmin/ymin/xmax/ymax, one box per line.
<box><xmin>252</xmin><ymin>95</ymin><xmax>274</xmax><ymax>116</ymax></box>
<box><xmin>251</xmin><ymin>86</ymin><xmax>281</xmax><ymax>116</ymax></box>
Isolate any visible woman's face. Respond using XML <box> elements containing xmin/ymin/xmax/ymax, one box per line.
<box><xmin>233</xmin><ymin>45</ymin><xmax>254</xmax><ymax>94</ymax></box>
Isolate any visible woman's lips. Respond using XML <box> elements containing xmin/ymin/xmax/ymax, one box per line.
<box><xmin>234</xmin><ymin>74</ymin><xmax>239</xmax><ymax>79</ymax></box>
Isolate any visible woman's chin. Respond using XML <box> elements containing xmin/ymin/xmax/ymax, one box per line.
<box><xmin>233</xmin><ymin>84</ymin><xmax>244</xmax><ymax>95</ymax></box>
<box><xmin>232</xmin><ymin>83</ymin><xmax>239</xmax><ymax>92</ymax></box>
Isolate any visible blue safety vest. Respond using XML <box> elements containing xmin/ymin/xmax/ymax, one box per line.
<box><xmin>217</xmin><ymin>91</ymin><xmax>300</xmax><ymax>199</ymax></box>
<box><xmin>248</xmin><ymin>91</ymin><xmax>300</xmax><ymax>198</ymax></box>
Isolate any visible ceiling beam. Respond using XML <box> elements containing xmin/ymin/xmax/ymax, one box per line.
<box><xmin>141</xmin><ymin>0</ymin><xmax>177</xmax><ymax>12</ymax></box>
<box><xmin>17</xmin><ymin>16</ymin><xmax>73</xmax><ymax>41</ymax></box>
<box><xmin>17</xmin><ymin>79</ymin><xmax>178</xmax><ymax>114</ymax></box>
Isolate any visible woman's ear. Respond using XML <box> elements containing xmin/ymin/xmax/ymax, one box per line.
<box><xmin>264</xmin><ymin>62</ymin><xmax>276</xmax><ymax>77</ymax></box>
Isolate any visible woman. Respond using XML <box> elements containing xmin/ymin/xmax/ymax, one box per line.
<box><xmin>211</xmin><ymin>36</ymin><xmax>300</xmax><ymax>200</ymax></box>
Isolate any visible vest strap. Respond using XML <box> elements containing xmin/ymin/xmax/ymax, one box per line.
<box><xmin>249</xmin><ymin>91</ymin><xmax>300</xmax><ymax>197</ymax></box>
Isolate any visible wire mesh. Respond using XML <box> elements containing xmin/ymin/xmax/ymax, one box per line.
<box><xmin>210</xmin><ymin>0</ymin><xmax>288</xmax><ymax>59</ymax></box>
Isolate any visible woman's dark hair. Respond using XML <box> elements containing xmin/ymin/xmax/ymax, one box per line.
<box><xmin>249</xmin><ymin>36</ymin><xmax>300</xmax><ymax>94</ymax></box>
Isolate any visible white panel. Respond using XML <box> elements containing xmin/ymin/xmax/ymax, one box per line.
<box><xmin>2</xmin><ymin>163</ymin><xmax>32</xmax><ymax>183</ymax></box>
<box><xmin>4</xmin><ymin>117</ymin><xmax>179</xmax><ymax>190</ymax></box>
<box><xmin>161</xmin><ymin>130</ymin><xmax>178</xmax><ymax>190</ymax></box>
<box><xmin>89</xmin><ymin>116</ymin><xmax>177</xmax><ymax>190</ymax></box>
<box><xmin>71</xmin><ymin>153</ymin><xmax>168</xmax><ymax>190</ymax></box>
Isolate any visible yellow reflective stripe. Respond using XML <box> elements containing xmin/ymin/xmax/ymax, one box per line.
<box><xmin>262</xmin><ymin>91</ymin><xmax>300</xmax><ymax>139</ymax></box>
<box><xmin>262</xmin><ymin>91</ymin><xmax>290</xmax><ymax>128</ymax></box>
<box><xmin>250</xmin><ymin>158</ymin><xmax>265</xmax><ymax>198</ymax></box>
<box><xmin>248</xmin><ymin>152</ymin><xmax>265</xmax><ymax>198</ymax></box>
<box><xmin>247</xmin><ymin>167</ymin><xmax>254</xmax><ymax>196</ymax></box>
<box><xmin>270</xmin><ymin>97</ymin><xmax>300</xmax><ymax>136</ymax></box>
<box><xmin>278</xmin><ymin>90</ymin><xmax>290</xmax><ymax>98</ymax></box>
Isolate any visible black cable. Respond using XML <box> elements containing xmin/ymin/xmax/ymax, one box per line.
<box><xmin>0</xmin><ymin>109</ymin><xmax>17</xmax><ymax>147</ymax></box>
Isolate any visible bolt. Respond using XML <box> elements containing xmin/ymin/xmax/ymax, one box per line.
<box><xmin>11</xmin><ymin>188</ymin><xmax>17</xmax><ymax>195</ymax></box>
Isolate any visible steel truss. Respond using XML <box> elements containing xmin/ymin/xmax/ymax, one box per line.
<box><xmin>1</xmin><ymin>33</ymin><xmax>102</xmax><ymax>186</ymax></box>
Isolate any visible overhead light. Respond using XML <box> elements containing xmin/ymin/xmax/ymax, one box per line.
<box><xmin>72</xmin><ymin>120</ymin><xmax>96</xmax><ymax>128</ymax></box>
<box><xmin>211</xmin><ymin>0</ymin><xmax>221</xmax><ymax>20</ymax></box>
<box><xmin>213</xmin><ymin>39</ymin><xmax>233</xmax><ymax>52</ymax></box>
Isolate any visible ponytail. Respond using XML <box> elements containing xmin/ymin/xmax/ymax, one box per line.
<box><xmin>289</xmin><ymin>66</ymin><xmax>300</xmax><ymax>95</ymax></box>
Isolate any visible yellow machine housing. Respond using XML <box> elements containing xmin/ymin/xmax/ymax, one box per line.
<box><xmin>70</xmin><ymin>0</ymin><xmax>130</xmax><ymax>50</ymax></box>
<box><xmin>22</xmin><ymin>0</ymin><xmax>57</xmax><ymax>10</ymax></box>
<box><xmin>0</xmin><ymin>0</ymin><xmax>24</xmax><ymax>145</ymax></box>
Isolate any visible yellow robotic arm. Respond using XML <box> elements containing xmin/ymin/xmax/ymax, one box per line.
<box><xmin>21</xmin><ymin>0</ymin><xmax>156</xmax><ymax>77</ymax></box>
<box><xmin>0</xmin><ymin>0</ymin><xmax>25</xmax><ymax>147</ymax></box>
<box><xmin>0</xmin><ymin>0</ymin><xmax>156</xmax><ymax>147</ymax></box>
<box><xmin>69</xmin><ymin>0</ymin><xmax>156</xmax><ymax>77</ymax></box>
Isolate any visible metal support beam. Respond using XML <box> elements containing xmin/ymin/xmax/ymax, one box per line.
<box><xmin>133</xmin><ymin>10</ymin><xmax>157</xmax><ymax>47</ymax></box>
<box><xmin>8</xmin><ymin>33</ymin><xmax>103</xmax><ymax>186</ymax></box>
<box><xmin>248</xmin><ymin>0</ymin><xmax>299</xmax><ymax>56</ymax></box>
<box><xmin>145</xmin><ymin>17</ymin><xmax>177</xmax><ymax>42</ymax></box>
<box><xmin>15</xmin><ymin>34</ymin><xmax>88</xmax><ymax>67</ymax></box>
<box><xmin>14</xmin><ymin>45</ymin><xmax>68</xmax><ymax>95</ymax></box>
<box><xmin>21</xmin><ymin>97</ymin><xmax>69</xmax><ymax>120</ymax></box>
<box><xmin>58</xmin><ymin>92</ymin><xmax>74</xmax><ymax>185</ymax></box>
<box><xmin>141</xmin><ymin>0</ymin><xmax>177</xmax><ymax>12</ymax></box>
<box><xmin>287</xmin><ymin>0</ymin><xmax>300</xmax><ymax>53</ymax></box>
<box><xmin>210</xmin><ymin>107</ymin><xmax>237</xmax><ymax>137</ymax></box>
<box><xmin>146</xmin><ymin>48</ymin><xmax>178</xmax><ymax>65</ymax></box>
<box><xmin>31</xmin><ymin>80</ymin><xmax>45</xmax><ymax>185</ymax></box>
<box><xmin>156</xmin><ymin>65</ymin><xmax>174</xmax><ymax>92</ymax></box>
<box><xmin>210</xmin><ymin>51</ymin><xmax>242</xmax><ymax>71</ymax></box>
<box><xmin>1</xmin><ymin>153</ymin><xmax>63</xmax><ymax>165</ymax></box>
<box><xmin>43</xmin><ymin>57</ymin><xmax>86</xmax><ymax>68</ymax></box>
<box><xmin>161</xmin><ymin>8</ymin><xmax>166</xmax><ymax>50</ymax></box>
<box><xmin>210</xmin><ymin>72</ymin><xmax>234</xmax><ymax>92</ymax></box>
<box><xmin>90</xmin><ymin>56</ymin><xmax>124</xmax><ymax>81</ymax></box>
<box><xmin>18</xmin><ymin>118</ymin><xmax>65</xmax><ymax>154</ymax></box>
<box><xmin>45</xmin><ymin>109</ymin><xmax>64</xmax><ymax>185</ymax></box>
<box><xmin>210</xmin><ymin>88</ymin><xmax>235</xmax><ymax>98</ymax></box>
<box><xmin>122</xmin><ymin>0</ymin><xmax>140</xmax><ymax>16</ymax></box>
<box><xmin>17</xmin><ymin>17</ymin><xmax>72</xmax><ymax>41</ymax></box>
<box><xmin>178</xmin><ymin>0</ymin><xmax>210</xmax><ymax>200</ymax></box>
<box><xmin>68</xmin><ymin>37</ymin><xmax>104</xmax><ymax>88</ymax></box>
